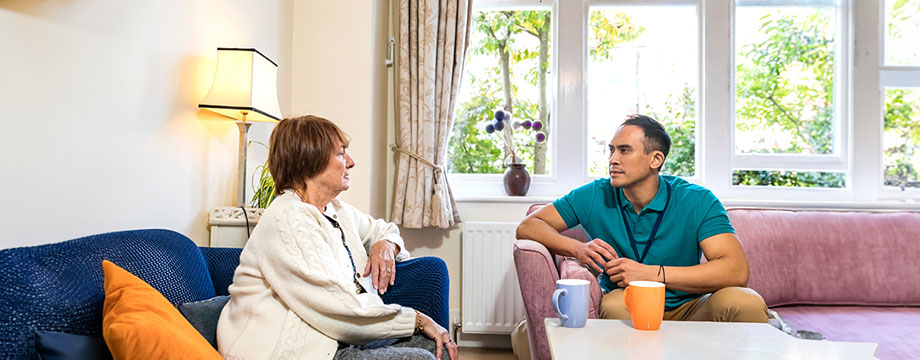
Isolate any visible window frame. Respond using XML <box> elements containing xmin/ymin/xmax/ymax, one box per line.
<box><xmin>449</xmin><ymin>0</ymin><xmax>920</xmax><ymax>205</ymax></box>
<box><xmin>877</xmin><ymin>0</ymin><xmax>920</xmax><ymax>198</ymax></box>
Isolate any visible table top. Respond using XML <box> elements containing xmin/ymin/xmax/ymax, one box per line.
<box><xmin>544</xmin><ymin>318</ymin><xmax>878</xmax><ymax>360</ymax></box>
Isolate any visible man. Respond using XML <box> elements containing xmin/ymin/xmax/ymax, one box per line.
<box><xmin>516</xmin><ymin>114</ymin><xmax>768</xmax><ymax>322</ymax></box>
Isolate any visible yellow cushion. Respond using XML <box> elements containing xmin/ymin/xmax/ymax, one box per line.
<box><xmin>101</xmin><ymin>260</ymin><xmax>222</xmax><ymax>360</ymax></box>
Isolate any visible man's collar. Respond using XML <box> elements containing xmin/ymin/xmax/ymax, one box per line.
<box><xmin>646</xmin><ymin>175</ymin><xmax>668</xmax><ymax>212</ymax></box>
<box><xmin>618</xmin><ymin>175</ymin><xmax>668</xmax><ymax>213</ymax></box>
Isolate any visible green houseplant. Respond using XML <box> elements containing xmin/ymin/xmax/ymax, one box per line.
<box><xmin>250</xmin><ymin>141</ymin><xmax>276</xmax><ymax>209</ymax></box>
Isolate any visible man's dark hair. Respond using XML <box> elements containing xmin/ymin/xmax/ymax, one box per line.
<box><xmin>621</xmin><ymin>114</ymin><xmax>671</xmax><ymax>166</ymax></box>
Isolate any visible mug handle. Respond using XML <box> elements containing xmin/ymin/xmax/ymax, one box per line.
<box><xmin>624</xmin><ymin>286</ymin><xmax>631</xmax><ymax>312</ymax></box>
<box><xmin>552</xmin><ymin>288</ymin><xmax>568</xmax><ymax>322</ymax></box>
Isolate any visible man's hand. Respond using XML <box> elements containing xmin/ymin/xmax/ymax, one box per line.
<box><xmin>364</xmin><ymin>240</ymin><xmax>397</xmax><ymax>294</ymax></box>
<box><xmin>574</xmin><ymin>239</ymin><xmax>618</xmax><ymax>273</ymax></box>
<box><xmin>605</xmin><ymin>257</ymin><xmax>658</xmax><ymax>288</ymax></box>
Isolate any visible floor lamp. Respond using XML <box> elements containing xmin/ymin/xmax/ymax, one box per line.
<box><xmin>199</xmin><ymin>48</ymin><xmax>281</xmax><ymax>207</ymax></box>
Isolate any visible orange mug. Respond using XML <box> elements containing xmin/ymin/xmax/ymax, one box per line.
<box><xmin>624</xmin><ymin>280</ymin><xmax>665</xmax><ymax>331</ymax></box>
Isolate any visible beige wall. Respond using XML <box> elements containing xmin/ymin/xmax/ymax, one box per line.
<box><xmin>290</xmin><ymin>1</ymin><xmax>390</xmax><ymax>218</ymax></box>
<box><xmin>0</xmin><ymin>0</ymin><xmax>293</xmax><ymax>248</ymax></box>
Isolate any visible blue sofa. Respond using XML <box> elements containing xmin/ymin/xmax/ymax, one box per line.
<box><xmin>0</xmin><ymin>229</ymin><xmax>449</xmax><ymax>359</ymax></box>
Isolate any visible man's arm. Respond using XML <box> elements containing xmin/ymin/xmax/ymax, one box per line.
<box><xmin>516</xmin><ymin>204</ymin><xmax>618</xmax><ymax>273</ymax></box>
<box><xmin>605</xmin><ymin>232</ymin><xmax>750</xmax><ymax>293</ymax></box>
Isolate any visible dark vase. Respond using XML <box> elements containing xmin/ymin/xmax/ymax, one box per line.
<box><xmin>503</xmin><ymin>163</ymin><xmax>531</xmax><ymax>196</ymax></box>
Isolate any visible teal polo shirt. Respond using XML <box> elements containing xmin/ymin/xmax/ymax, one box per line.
<box><xmin>553</xmin><ymin>175</ymin><xmax>735</xmax><ymax>310</ymax></box>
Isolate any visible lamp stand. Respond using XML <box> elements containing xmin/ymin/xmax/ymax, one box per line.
<box><xmin>236</xmin><ymin>112</ymin><xmax>251</xmax><ymax>207</ymax></box>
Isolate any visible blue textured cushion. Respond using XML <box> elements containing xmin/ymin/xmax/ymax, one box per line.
<box><xmin>381</xmin><ymin>257</ymin><xmax>450</xmax><ymax>329</ymax></box>
<box><xmin>33</xmin><ymin>331</ymin><xmax>112</xmax><ymax>360</ymax></box>
<box><xmin>0</xmin><ymin>229</ymin><xmax>216</xmax><ymax>359</ymax></box>
<box><xmin>199</xmin><ymin>247</ymin><xmax>242</xmax><ymax>296</ymax></box>
<box><xmin>177</xmin><ymin>295</ymin><xmax>230</xmax><ymax>348</ymax></box>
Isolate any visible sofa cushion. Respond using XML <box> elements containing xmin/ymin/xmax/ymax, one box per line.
<box><xmin>728</xmin><ymin>209</ymin><xmax>920</xmax><ymax>307</ymax></box>
<box><xmin>101</xmin><ymin>260</ymin><xmax>221</xmax><ymax>360</ymax></box>
<box><xmin>774</xmin><ymin>305</ymin><xmax>920</xmax><ymax>360</ymax></box>
<box><xmin>33</xmin><ymin>331</ymin><xmax>113</xmax><ymax>360</ymax></box>
<box><xmin>178</xmin><ymin>295</ymin><xmax>230</xmax><ymax>349</ymax></box>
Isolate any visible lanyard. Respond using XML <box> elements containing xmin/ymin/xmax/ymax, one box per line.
<box><xmin>324</xmin><ymin>215</ymin><xmax>366</xmax><ymax>294</ymax></box>
<box><xmin>615</xmin><ymin>180</ymin><xmax>672</xmax><ymax>264</ymax></box>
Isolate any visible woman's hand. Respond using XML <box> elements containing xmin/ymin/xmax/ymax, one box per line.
<box><xmin>418</xmin><ymin>313</ymin><xmax>458</xmax><ymax>360</ymax></box>
<box><xmin>364</xmin><ymin>240</ymin><xmax>397</xmax><ymax>294</ymax></box>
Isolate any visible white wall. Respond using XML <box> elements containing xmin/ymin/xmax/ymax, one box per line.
<box><xmin>0</xmin><ymin>0</ymin><xmax>293</xmax><ymax>248</ymax></box>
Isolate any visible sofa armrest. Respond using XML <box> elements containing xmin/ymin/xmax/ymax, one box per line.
<box><xmin>381</xmin><ymin>257</ymin><xmax>450</xmax><ymax>329</ymax></box>
<box><xmin>513</xmin><ymin>239</ymin><xmax>560</xmax><ymax>360</ymax></box>
<box><xmin>557</xmin><ymin>258</ymin><xmax>602</xmax><ymax>319</ymax></box>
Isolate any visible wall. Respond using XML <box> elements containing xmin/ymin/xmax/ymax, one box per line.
<box><xmin>290</xmin><ymin>1</ymin><xmax>390</xmax><ymax>218</ymax></box>
<box><xmin>0</xmin><ymin>0</ymin><xmax>293</xmax><ymax>248</ymax></box>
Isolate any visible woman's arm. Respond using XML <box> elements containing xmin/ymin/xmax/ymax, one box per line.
<box><xmin>260</xmin><ymin>208</ymin><xmax>416</xmax><ymax>344</ymax></box>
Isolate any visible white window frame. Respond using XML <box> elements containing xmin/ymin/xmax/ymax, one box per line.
<box><xmin>725</xmin><ymin>0</ymin><xmax>851</xmax><ymax>201</ymax></box>
<box><xmin>449</xmin><ymin>0</ymin><xmax>920</xmax><ymax>206</ymax></box>
<box><xmin>877</xmin><ymin>0</ymin><xmax>920</xmax><ymax>199</ymax></box>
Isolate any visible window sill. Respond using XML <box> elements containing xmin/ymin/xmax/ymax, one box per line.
<box><xmin>453</xmin><ymin>194</ymin><xmax>558</xmax><ymax>203</ymax></box>
<box><xmin>722</xmin><ymin>198</ymin><xmax>920</xmax><ymax>211</ymax></box>
<box><xmin>452</xmin><ymin>194</ymin><xmax>920</xmax><ymax>210</ymax></box>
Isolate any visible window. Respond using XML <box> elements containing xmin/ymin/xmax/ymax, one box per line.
<box><xmin>587</xmin><ymin>5</ymin><xmax>699</xmax><ymax>179</ymax></box>
<box><xmin>447</xmin><ymin>0</ymin><xmax>920</xmax><ymax>203</ymax></box>
<box><xmin>449</xmin><ymin>7</ymin><xmax>553</xmax><ymax>176</ymax></box>
<box><xmin>733</xmin><ymin>1</ymin><xmax>846</xmax><ymax>188</ymax></box>
<box><xmin>881</xmin><ymin>0</ymin><xmax>920</xmax><ymax>191</ymax></box>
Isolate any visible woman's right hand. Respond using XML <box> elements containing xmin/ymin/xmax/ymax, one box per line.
<box><xmin>417</xmin><ymin>312</ymin><xmax>458</xmax><ymax>360</ymax></box>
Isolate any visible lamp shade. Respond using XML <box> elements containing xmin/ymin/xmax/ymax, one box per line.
<box><xmin>199</xmin><ymin>48</ymin><xmax>281</xmax><ymax>122</ymax></box>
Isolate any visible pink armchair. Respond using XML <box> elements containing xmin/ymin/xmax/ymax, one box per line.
<box><xmin>513</xmin><ymin>204</ymin><xmax>603</xmax><ymax>360</ymax></box>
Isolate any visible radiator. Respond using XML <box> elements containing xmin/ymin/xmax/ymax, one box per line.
<box><xmin>461</xmin><ymin>222</ymin><xmax>525</xmax><ymax>334</ymax></box>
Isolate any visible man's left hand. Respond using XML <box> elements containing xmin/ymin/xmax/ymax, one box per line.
<box><xmin>364</xmin><ymin>240</ymin><xmax>398</xmax><ymax>294</ymax></box>
<box><xmin>605</xmin><ymin>257</ymin><xmax>657</xmax><ymax>288</ymax></box>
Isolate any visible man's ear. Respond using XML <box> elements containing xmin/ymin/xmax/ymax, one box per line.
<box><xmin>649</xmin><ymin>151</ymin><xmax>665</xmax><ymax>170</ymax></box>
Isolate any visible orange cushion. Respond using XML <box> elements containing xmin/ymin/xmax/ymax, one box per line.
<box><xmin>101</xmin><ymin>260</ymin><xmax>222</xmax><ymax>360</ymax></box>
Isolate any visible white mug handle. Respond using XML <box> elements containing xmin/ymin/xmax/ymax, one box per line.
<box><xmin>552</xmin><ymin>288</ymin><xmax>568</xmax><ymax>322</ymax></box>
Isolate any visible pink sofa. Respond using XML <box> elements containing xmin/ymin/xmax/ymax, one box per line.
<box><xmin>513</xmin><ymin>206</ymin><xmax>920</xmax><ymax>360</ymax></box>
<box><xmin>729</xmin><ymin>208</ymin><xmax>920</xmax><ymax>360</ymax></box>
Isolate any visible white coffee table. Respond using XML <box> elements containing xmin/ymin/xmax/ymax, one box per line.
<box><xmin>545</xmin><ymin>318</ymin><xmax>878</xmax><ymax>359</ymax></box>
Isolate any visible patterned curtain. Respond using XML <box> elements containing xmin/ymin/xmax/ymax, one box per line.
<box><xmin>391</xmin><ymin>0</ymin><xmax>472</xmax><ymax>229</ymax></box>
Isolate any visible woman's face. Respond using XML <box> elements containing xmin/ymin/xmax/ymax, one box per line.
<box><xmin>314</xmin><ymin>139</ymin><xmax>355</xmax><ymax>194</ymax></box>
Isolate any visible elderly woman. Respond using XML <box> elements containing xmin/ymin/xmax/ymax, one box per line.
<box><xmin>217</xmin><ymin>115</ymin><xmax>457</xmax><ymax>360</ymax></box>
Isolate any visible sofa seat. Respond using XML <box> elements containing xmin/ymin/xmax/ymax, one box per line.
<box><xmin>774</xmin><ymin>305</ymin><xmax>920</xmax><ymax>359</ymax></box>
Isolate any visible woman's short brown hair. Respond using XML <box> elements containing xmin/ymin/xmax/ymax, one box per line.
<box><xmin>268</xmin><ymin>115</ymin><xmax>350</xmax><ymax>196</ymax></box>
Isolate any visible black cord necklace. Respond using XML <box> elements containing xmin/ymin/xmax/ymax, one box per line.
<box><xmin>615</xmin><ymin>179</ymin><xmax>672</xmax><ymax>264</ymax></box>
<box><xmin>324</xmin><ymin>215</ymin><xmax>366</xmax><ymax>294</ymax></box>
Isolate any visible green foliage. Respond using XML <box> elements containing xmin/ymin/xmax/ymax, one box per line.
<box><xmin>449</xmin><ymin>10</ymin><xmax>550</xmax><ymax>174</ymax></box>
<box><xmin>249</xmin><ymin>141</ymin><xmax>276</xmax><ymax>208</ymax></box>
<box><xmin>732</xmin><ymin>171</ymin><xmax>845</xmax><ymax>188</ymax></box>
<box><xmin>647</xmin><ymin>86</ymin><xmax>696</xmax><ymax>177</ymax></box>
<box><xmin>589</xmin><ymin>10</ymin><xmax>644</xmax><ymax>61</ymax></box>
<box><xmin>888</xmin><ymin>0</ymin><xmax>920</xmax><ymax>48</ymax></box>
<box><xmin>736</xmin><ymin>11</ymin><xmax>835</xmax><ymax>155</ymax></box>
<box><xmin>447</xmin><ymin>81</ymin><xmax>543</xmax><ymax>173</ymax></box>
<box><xmin>884</xmin><ymin>89</ymin><xmax>920</xmax><ymax>188</ymax></box>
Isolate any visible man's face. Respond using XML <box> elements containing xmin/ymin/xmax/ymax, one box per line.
<box><xmin>607</xmin><ymin>125</ymin><xmax>661</xmax><ymax>188</ymax></box>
